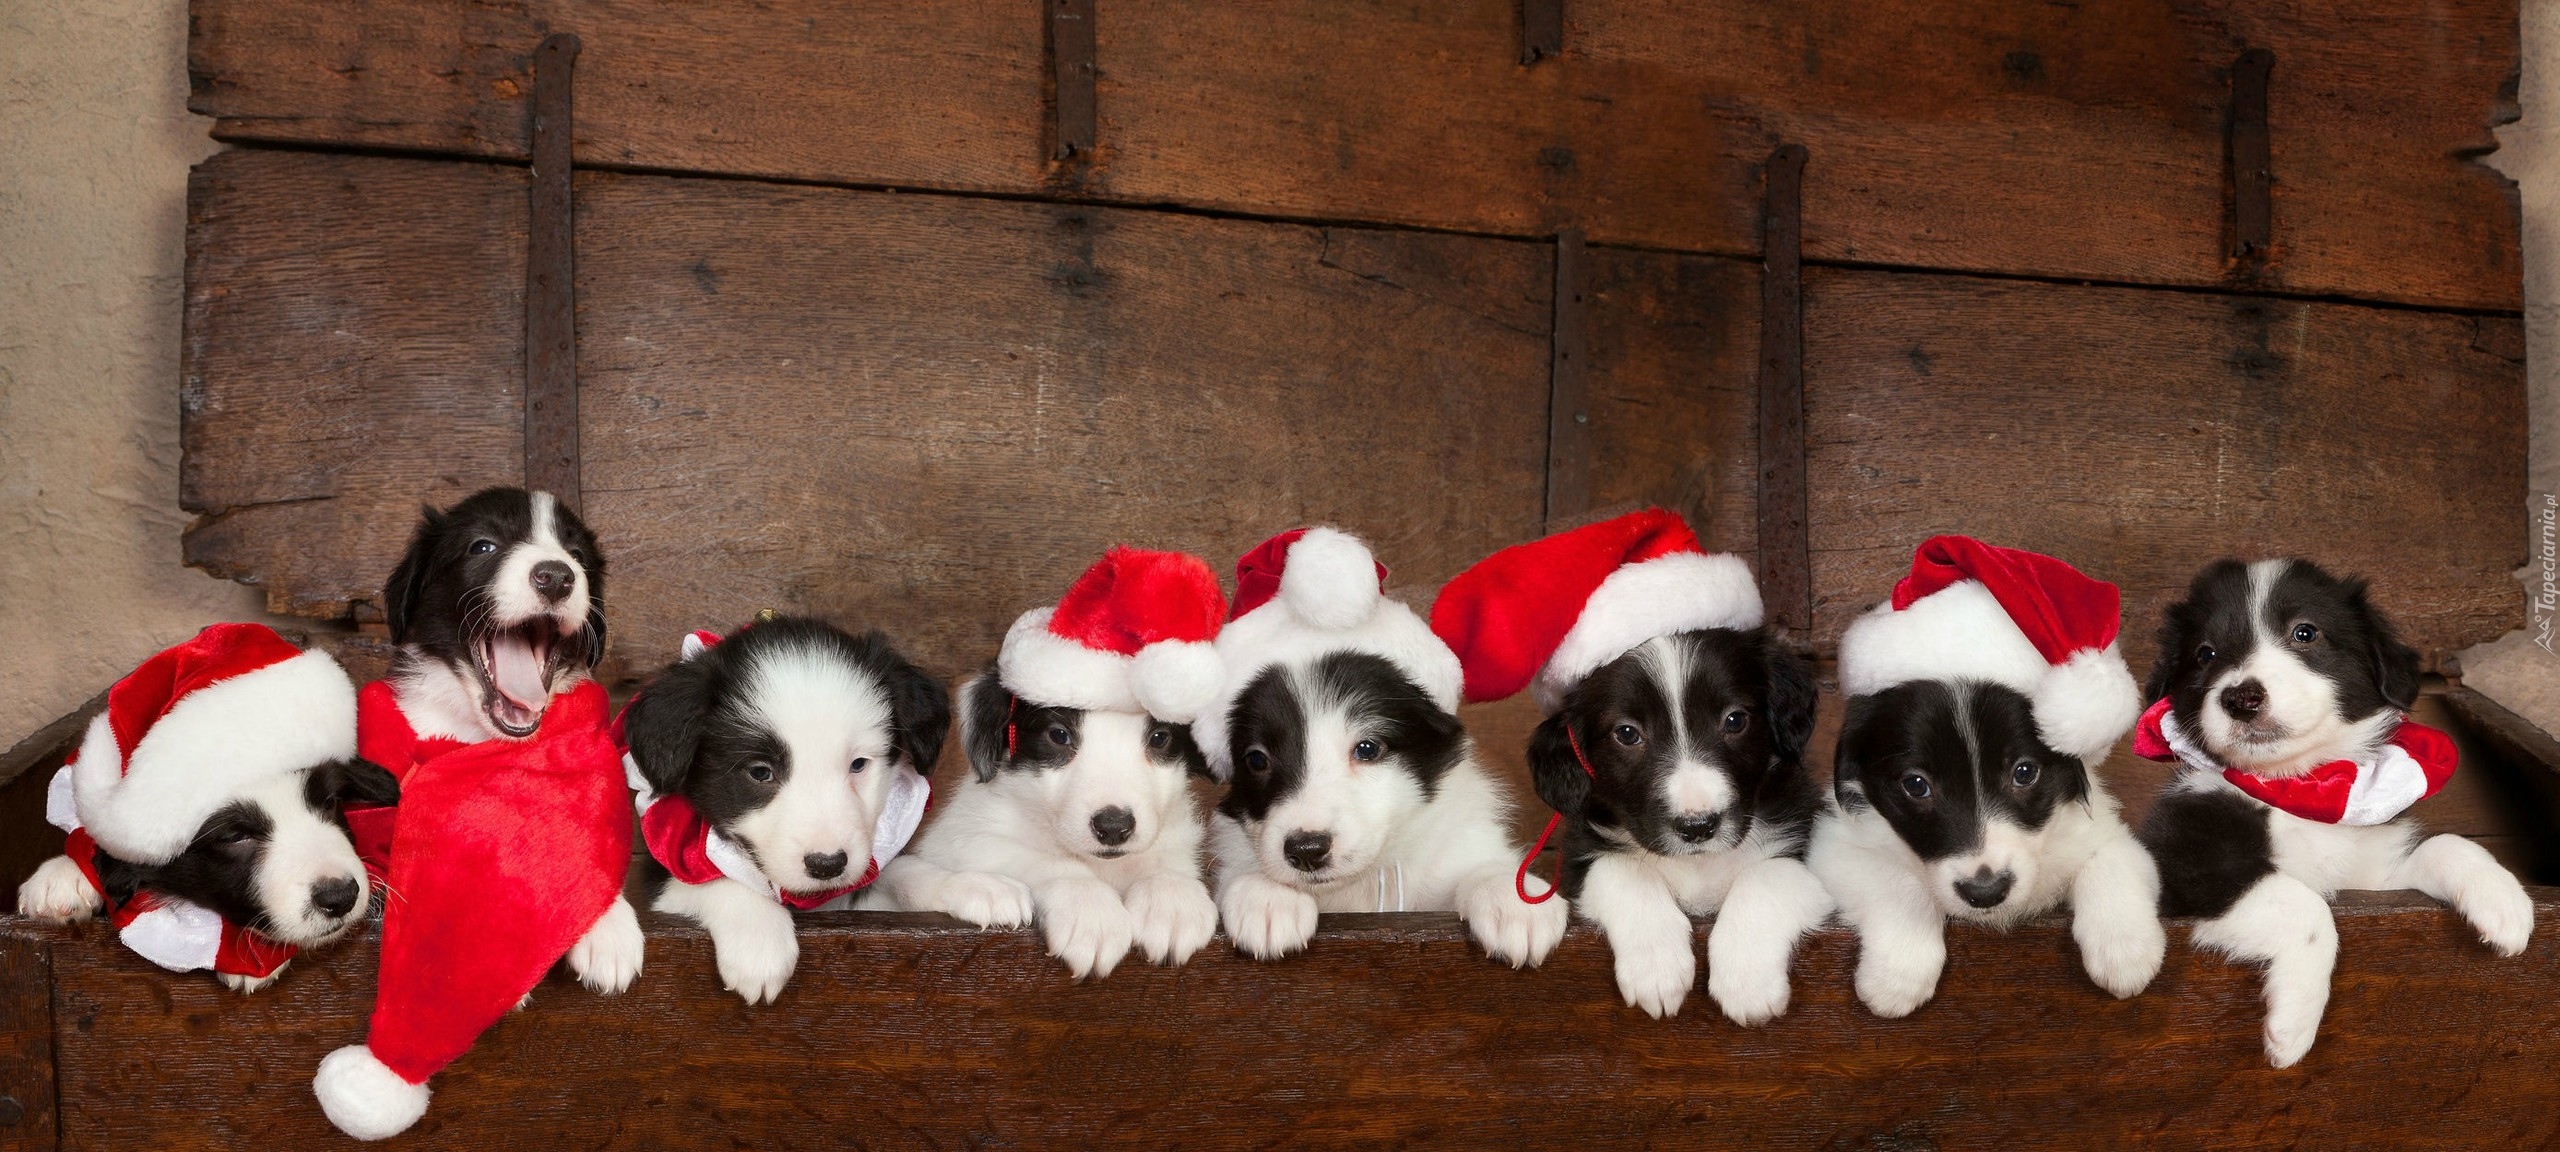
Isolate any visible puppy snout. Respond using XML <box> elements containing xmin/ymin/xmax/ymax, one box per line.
<box><xmin>310</xmin><ymin>876</ymin><xmax>361</xmax><ymax>919</ymax></box>
<box><xmin>1953</xmin><ymin>867</ymin><xmax>2015</xmax><ymax>910</ymax></box>
<box><xmin>1282</xmin><ymin>830</ymin><xmax>1333</xmax><ymax>874</ymax></box>
<box><xmin>1089</xmin><ymin>806</ymin><xmax>1136</xmax><ymax>847</ymax></box>
<box><xmin>530</xmin><ymin>559</ymin><xmax>576</xmax><ymax>603</ymax></box>
<box><xmin>803</xmin><ymin>851</ymin><xmax>850</xmax><ymax>881</ymax></box>
<box><xmin>1670</xmin><ymin>811</ymin><xmax>1724</xmax><ymax>844</ymax></box>
<box><xmin>2219</xmin><ymin>679</ymin><xmax>2267</xmax><ymax>721</ymax></box>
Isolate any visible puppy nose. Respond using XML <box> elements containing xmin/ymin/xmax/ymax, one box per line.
<box><xmin>311</xmin><ymin>876</ymin><xmax>361</xmax><ymax>919</ymax></box>
<box><xmin>803</xmin><ymin>851</ymin><xmax>850</xmax><ymax>881</ymax></box>
<box><xmin>1283</xmin><ymin>830</ymin><xmax>1333</xmax><ymax>873</ymax></box>
<box><xmin>529</xmin><ymin>559</ymin><xmax>575</xmax><ymax>603</ymax></box>
<box><xmin>1670</xmin><ymin>812</ymin><xmax>1724</xmax><ymax>843</ymax></box>
<box><xmin>1090</xmin><ymin>806</ymin><xmax>1136</xmax><ymax>846</ymax></box>
<box><xmin>2220</xmin><ymin>679</ymin><xmax>2267</xmax><ymax>720</ymax></box>
<box><xmin>1954</xmin><ymin>868</ymin><xmax>2015</xmax><ymax>910</ymax></box>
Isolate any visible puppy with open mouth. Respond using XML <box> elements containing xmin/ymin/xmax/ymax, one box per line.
<box><xmin>2135</xmin><ymin>559</ymin><xmax>2530</xmax><ymax>1067</ymax></box>
<box><xmin>1433</xmin><ymin>510</ymin><xmax>1831</xmax><ymax>1024</ymax></box>
<box><xmin>381</xmin><ymin>486</ymin><xmax>609</xmax><ymax>741</ymax></box>
<box><xmin>1807</xmin><ymin>537</ymin><xmax>2164</xmax><ymax>1019</ymax></box>
<box><xmin>869</xmin><ymin>547</ymin><xmax>1227</xmax><ymax>980</ymax></box>
<box><xmin>1196</xmin><ymin>527</ymin><xmax>1569</xmax><ymax>968</ymax></box>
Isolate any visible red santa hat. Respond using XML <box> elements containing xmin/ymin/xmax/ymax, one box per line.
<box><xmin>1429</xmin><ymin>509</ymin><xmax>1762</xmax><ymax>712</ymax></box>
<box><xmin>1838</xmin><ymin>535</ymin><xmax>2140</xmax><ymax>764</ymax></box>
<box><xmin>69</xmin><ymin>622</ymin><xmax>357</xmax><ymax>865</ymax></box>
<box><xmin>1193</xmin><ymin>527</ymin><xmax>1463</xmax><ymax>780</ymax></box>
<box><xmin>997</xmin><ymin>547</ymin><xmax>1229</xmax><ymax>722</ymax></box>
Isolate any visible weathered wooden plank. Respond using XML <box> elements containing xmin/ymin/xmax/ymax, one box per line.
<box><xmin>189</xmin><ymin>0</ymin><xmax>2521</xmax><ymax>309</ymax></box>
<box><xmin>36</xmin><ymin>896</ymin><xmax>2560</xmax><ymax>1149</ymax></box>
<box><xmin>1802</xmin><ymin>269</ymin><xmax>2526</xmax><ymax>674</ymax></box>
<box><xmin>0</xmin><ymin>930</ymin><xmax>56</xmax><ymax>1152</ymax></box>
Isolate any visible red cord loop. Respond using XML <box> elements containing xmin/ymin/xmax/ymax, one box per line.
<box><xmin>1514</xmin><ymin>723</ymin><xmax>1599</xmax><ymax>905</ymax></box>
<box><xmin>1004</xmin><ymin>693</ymin><xmax>1019</xmax><ymax>760</ymax></box>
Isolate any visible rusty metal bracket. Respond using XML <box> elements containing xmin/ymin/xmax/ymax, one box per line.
<box><xmin>1522</xmin><ymin>0</ymin><xmax>1562</xmax><ymax>64</ymax></box>
<box><xmin>2227</xmin><ymin>48</ymin><xmax>2274</xmax><ymax>273</ymax></box>
<box><xmin>1757</xmin><ymin>145</ymin><xmax>1811</xmax><ymax>643</ymax></box>
<box><xmin>1544</xmin><ymin>227</ymin><xmax>1591</xmax><ymax>531</ymax></box>
<box><xmin>525</xmin><ymin>32</ymin><xmax>581</xmax><ymax>511</ymax></box>
<box><xmin>1052</xmin><ymin>0</ymin><xmax>1098</xmax><ymax>161</ymax></box>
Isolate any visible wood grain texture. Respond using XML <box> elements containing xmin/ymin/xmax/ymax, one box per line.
<box><xmin>0</xmin><ymin>931</ymin><xmax>53</xmax><ymax>1152</ymax></box>
<box><xmin>1802</xmin><ymin>268</ymin><xmax>2526</xmax><ymax>673</ymax></box>
<box><xmin>28</xmin><ymin>894</ymin><xmax>2560</xmax><ymax>1149</ymax></box>
<box><xmin>188</xmin><ymin>0</ymin><xmax>2521</xmax><ymax>308</ymax></box>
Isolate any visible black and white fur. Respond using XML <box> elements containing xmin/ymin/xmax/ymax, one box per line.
<box><xmin>17</xmin><ymin>759</ymin><xmax>400</xmax><ymax>993</ymax></box>
<box><xmin>1809</xmin><ymin>681</ymin><xmax>2164</xmax><ymax>1017</ymax></box>
<box><xmin>1530</xmin><ymin>630</ymin><xmax>1830</xmax><ymax>1023</ymax></box>
<box><xmin>624</xmin><ymin>617</ymin><xmax>948</xmax><ymax>1004</ymax></box>
<box><xmin>867</xmin><ymin>673</ymin><xmax>1219</xmax><ymax>979</ymax></box>
<box><xmin>379</xmin><ymin>486</ymin><xmax>644</xmax><ymax>995</ymax></box>
<box><xmin>2139</xmin><ymin>558</ymin><xmax>2530</xmax><ymax>1067</ymax></box>
<box><xmin>1212</xmin><ymin>652</ymin><xmax>1570</xmax><ymax>966</ymax></box>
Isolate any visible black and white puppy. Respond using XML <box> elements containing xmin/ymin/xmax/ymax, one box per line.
<box><xmin>380</xmin><ymin>486</ymin><xmax>642</xmax><ymax>994</ymax></box>
<box><xmin>1530</xmin><ymin>629</ymin><xmax>1830</xmax><ymax>1023</ymax></box>
<box><xmin>17</xmin><ymin>759</ymin><xmax>399</xmax><ymax>993</ymax></box>
<box><xmin>624</xmin><ymin>617</ymin><xmax>948</xmax><ymax>1004</ymax></box>
<box><xmin>868</xmin><ymin>674</ymin><xmax>1219</xmax><ymax>979</ymax></box>
<box><xmin>2138</xmin><ymin>559</ymin><xmax>2529</xmax><ymax>1067</ymax></box>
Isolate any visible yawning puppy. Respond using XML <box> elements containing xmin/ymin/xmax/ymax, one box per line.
<box><xmin>870</xmin><ymin>547</ymin><xmax>1228</xmax><ymax>980</ymax></box>
<box><xmin>1198</xmin><ymin>528</ymin><xmax>1568</xmax><ymax>967</ymax></box>
<box><xmin>1807</xmin><ymin>537</ymin><xmax>2163</xmax><ymax>1017</ymax></box>
<box><xmin>2136</xmin><ymin>559</ymin><xmax>2529</xmax><ymax>1067</ymax></box>
<box><xmin>624</xmin><ymin>617</ymin><xmax>948</xmax><ymax>1004</ymax></box>
<box><xmin>377</xmin><ymin>486</ymin><xmax>642</xmax><ymax>995</ymax></box>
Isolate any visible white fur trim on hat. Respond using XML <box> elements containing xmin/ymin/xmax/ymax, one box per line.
<box><xmin>2030</xmin><ymin>644</ymin><xmax>2142</xmax><ymax>765</ymax></box>
<box><xmin>1130</xmin><ymin>639</ymin><xmax>1223</xmax><ymax>724</ymax></box>
<box><xmin>1839</xmin><ymin>580</ymin><xmax>2137</xmax><ymax>763</ymax></box>
<box><xmin>1279</xmin><ymin>527</ymin><xmax>1382</xmax><ymax>631</ymax></box>
<box><xmin>76</xmin><ymin>648</ymin><xmax>358</xmax><ymax>865</ymax></box>
<box><xmin>1195</xmin><ymin>592</ymin><xmax>1464</xmax><ymax>781</ymax></box>
<box><xmin>998</xmin><ymin>607</ymin><xmax>1142</xmax><ymax>714</ymax></box>
<box><xmin>1532</xmin><ymin>550</ymin><xmax>1765</xmax><ymax>712</ymax></box>
<box><xmin>315</xmin><ymin>1045</ymin><xmax>431</xmax><ymax>1141</ymax></box>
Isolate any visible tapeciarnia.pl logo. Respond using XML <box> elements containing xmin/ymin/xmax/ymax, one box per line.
<box><xmin>2536</xmin><ymin>491</ymin><xmax>2557</xmax><ymax>655</ymax></box>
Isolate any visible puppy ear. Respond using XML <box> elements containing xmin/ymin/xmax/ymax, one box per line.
<box><xmin>881</xmin><ymin>651</ymin><xmax>952</xmax><ymax>777</ymax></box>
<box><xmin>623</xmin><ymin>656</ymin><xmax>715</xmax><ymax>798</ymax></box>
<box><xmin>1526</xmin><ymin>714</ymin><xmax>1592</xmax><ymax>818</ymax></box>
<box><xmin>307</xmin><ymin>759</ymin><xmax>403</xmax><ymax>812</ymax></box>
<box><xmin>2348</xmin><ymin>580</ymin><xmax>2423</xmax><ymax>711</ymax></box>
<box><xmin>1763</xmin><ymin>641</ymin><xmax>1818</xmax><ymax>763</ymax></box>
<box><xmin>1832</xmin><ymin>695</ymin><xmax>1878</xmax><ymax>810</ymax></box>
<box><xmin>1173</xmin><ymin>725</ymin><xmax>1214</xmax><ymax>780</ymax></box>
<box><xmin>2144</xmin><ymin>602</ymin><xmax>2196</xmax><ymax>705</ymax></box>
<box><xmin>958</xmin><ymin>673</ymin><xmax>1013</xmax><ymax>784</ymax></box>
<box><xmin>381</xmin><ymin>503</ymin><xmax>443</xmax><ymax>645</ymax></box>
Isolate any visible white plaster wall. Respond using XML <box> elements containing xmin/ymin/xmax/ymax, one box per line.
<box><xmin>0</xmin><ymin>0</ymin><xmax>269</xmax><ymax>749</ymax></box>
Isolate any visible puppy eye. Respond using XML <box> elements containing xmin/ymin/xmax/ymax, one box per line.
<box><xmin>1899</xmin><ymin>772</ymin><xmax>1932</xmax><ymax>800</ymax></box>
<box><xmin>1046</xmin><ymin>725</ymin><xmax>1074</xmax><ymax>748</ymax></box>
<box><xmin>209</xmin><ymin>826</ymin><xmax>255</xmax><ymax>846</ymax></box>
<box><xmin>2011</xmin><ymin>760</ymin><xmax>2040</xmax><ymax>788</ymax></box>
<box><xmin>2195</xmin><ymin>643</ymin><xmax>2218</xmax><ymax>665</ymax></box>
<box><xmin>1147</xmin><ymin>728</ymin><xmax>1172</xmax><ymax>751</ymax></box>
<box><xmin>2291</xmin><ymin>622</ymin><xmax>2320</xmax><ymax>645</ymax></box>
<box><xmin>745</xmin><ymin>761</ymin><xmax>776</xmax><ymax>783</ymax></box>
<box><xmin>1721</xmin><ymin>709</ymin><xmax>1748</xmax><ymax>735</ymax></box>
<box><xmin>848</xmin><ymin>757</ymin><xmax>869</xmax><ymax>775</ymax></box>
<box><xmin>469</xmin><ymin>539</ymin><xmax>498</xmax><ymax>556</ymax></box>
<box><xmin>1244</xmin><ymin>748</ymin><xmax>1272</xmax><ymax>774</ymax></box>
<box><xmin>1611</xmin><ymin>724</ymin><xmax>1642</xmax><ymax>746</ymax></box>
<box><xmin>1351</xmin><ymin>739</ymin><xmax>1383</xmax><ymax>763</ymax></box>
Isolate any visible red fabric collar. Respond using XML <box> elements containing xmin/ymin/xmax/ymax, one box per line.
<box><xmin>637</xmin><ymin>795</ymin><xmax>874</xmax><ymax>911</ymax></box>
<box><xmin>2132</xmin><ymin>698</ymin><xmax>2456</xmax><ymax>824</ymax></box>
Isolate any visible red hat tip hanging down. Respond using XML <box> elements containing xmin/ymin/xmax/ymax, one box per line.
<box><xmin>1838</xmin><ymin>535</ymin><xmax>2139</xmax><ymax>764</ymax></box>
<box><xmin>998</xmin><ymin>546</ymin><xmax>1230</xmax><ymax>722</ymax></box>
<box><xmin>1431</xmin><ymin>508</ymin><xmax>1762</xmax><ymax>711</ymax></box>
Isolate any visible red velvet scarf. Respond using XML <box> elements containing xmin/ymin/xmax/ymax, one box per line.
<box><xmin>2132</xmin><ymin>698</ymin><xmax>2456</xmax><ymax>826</ymax></box>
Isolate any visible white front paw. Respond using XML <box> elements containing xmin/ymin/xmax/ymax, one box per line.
<box><xmin>1706</xmin><ymin>949</ymin><xmax>1792</xmax><ymax>1027</ymax></box>
<box><xmin>1040</xmin><ymin>880</ymin><xmax>1135</xmax><ymax>980</ymax></box>
<box><xmin>2462</xmin><ymin>871</ymin><xmax>2534</xmax><ymax>958</ymax></box>
<box><xmin>2262</xmin><ymin>993</ymin><xmax>2323</xmax><ymax>1069</ymax></box>
<box><xmin>1124</xmin><ymin>873</ymin><xmax>1218</xmax><ymax>966</ymax></box>
<box><xmin>1458</xmin><ymin>878</ymin><xmax>1569</xmax><ymax>969</ymax></box>
<box><xmin>2074</xmin><ymin>905</ymin><xmax>2166</xmax><ymax>1000</ymax></box>
<box><xmin>712</xmin><ymin>920</ymin><xmax>799</xmax><ymax>1005</ymax></box>
<box><xmin>218</xmin><ymin>961</ymin><xmax>289</xmax><ymax>995</ymax></box>
<box><xmin>1854</xmin><ymin>943</ymin><xmax>1942</xmax><ymax>1019</ymax></box>
<box><xmin>1220</xmin><ymin>874</ymin><xmax>1319</xmax><ymax>960</ymax></box>
<box><xmin>17</xmin><ymin>856</ymin><xmax>101</xmax><ymax>923</ymax></box>
<box><xmin>567</xmin><ymin>896</ymin><xmax>645</xmax><ymax>995</ymax></box>
<box><xmin>938</xmin><ymin>871</ymin><xmax>1035</xmax><ymax>929</ymax></box>
<box><xmin>1610</xmin><ymin>934</ymin><xmax>1695</xmax><ymax>1019</ymax></box>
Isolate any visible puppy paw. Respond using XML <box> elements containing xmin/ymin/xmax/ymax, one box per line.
<box><xmin>712</xmin><ymin>923</ymin><xmax>799</xmax><ymax>1006</ymax></box>
<box><xmin>939</xmin><ymin>871</ymin><xmax>1036</xmax><ymax>929</ymax></box>
<box><xmin>1220</xmin><ymin>874</ymin><xmax>1319</xmax><ymax>960</ymax></box>
<box><xmin>1040</xmin><ymin>880</ymin><xmax>1134</xmax><ymax>980</ymax></box>
<box><xmin>1610</xmin><ymin>934</ymin><xmax>1696</xmax><ymax>1019</ymax></box>
<box><xmin>567</xmin><ymin>896</ymin><xmax>645</xmax><ymax>996</ymax></box>
<box><xmin>2263</xmin><ymin>999</ymin><xmax>2322</xmax><ymax>1069</ymax></box>
<box><xmin>1707</xmin><ymin>951</ymin><xmax>1794</xmax><ymax>1027</ymax></box>
<box><xmin>1854</xmin><ymin>947</ymin><xmax>1942</xmax><ymax>1019</ymax></box>
<box><xmin>1124</xmin><ymin>873</ymin><xmax>1218</xmax><ymax>966</ymax></box>
<box><xmin>1458</xmin><ymin>877</ymin><xmax>1569</xmax><ymax>969</ymax></box>
<box><xmin>2075</xmin><ymin>906</ymin><xmax>2167</xmax><ymax>1000</ymax></box>
<box><xmin>16</xmin><ymin>856</ymin><xmax>101</xmax><ymax>923</ymax></box>
<box><xmin>218</xmin><ymin>961</ymin><xmax>289</xmax><ymax>995</ymax></box>
<box><xmin>2463</xmin><ymin>872</ymin><xmax>2534</xmax><ymax>958</ymax></box>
